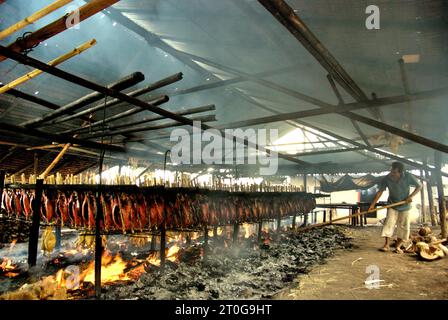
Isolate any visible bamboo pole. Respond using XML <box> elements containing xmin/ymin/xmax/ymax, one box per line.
<box><xmin>40</xmin><ymin>143</ymin><xmax>71</xmax><ymax>178</ymax></box>
<box><xmin>0</xmin><ymin>0</ymin><xmax>74</xmax><ymax>40</ymax></box>
<box><xmin>0</xmin><ymin>39</ymin><xmax>96</xmax><ymax>95</ymax></box>
<box><xmin>298</xmin><ymin>201</ymin><xmax>408</xmax><ymax>232</ymax></box>
<box><xmin>26</xmin><ymin>143</ymin><xmax>67</xmax><ymax>150</ymax></box>
<box><xmin>0</xmin><ymin>0</ymin><xmax>118</xmax><ymax>63</ymax></box>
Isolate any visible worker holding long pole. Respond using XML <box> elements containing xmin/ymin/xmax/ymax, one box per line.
<box><xmin>369</xmin><ymin>162</ymin><xmax>422</xmax><ymax>253</ymax></box>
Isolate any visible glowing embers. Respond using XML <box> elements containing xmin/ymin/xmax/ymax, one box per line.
<box><xmin>0</xmin><ymin>258</ymin><xmax>20</xmax><ymax>278</ymax></box>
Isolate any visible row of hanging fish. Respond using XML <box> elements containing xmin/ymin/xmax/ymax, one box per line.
<box><xmin>1</xmin><ymin>189</ymin><xmax>316</xmax><ymax>233</ymax></box>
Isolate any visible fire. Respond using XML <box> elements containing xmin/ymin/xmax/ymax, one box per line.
<box><xmin>9</xmin><ymin>239</ymin><xmax>17</xmax><ymax>254</ymax></box>
<box><xmin>81</xmin><ymin>251</ymin><xmax>131</xmax><ymax>285</ymax></box>
<box><xmin>1</xmin><ymin>258</ymin><xmax>15</xmax><ymax>271</ymax></box>
<box><xmin>190</xmin><ymin>232</ymin><xmax>200</xmax><ymax>240</ymax></box>
<box><xmin>242</xmin><ymin>223</ymin><xmax>252</xmax><ymax>238</ymax></box>
<box><xmin>167</xmin><ymin>244</ymin><xmax>180</xmax><ymax>262</ymax></box>
<box><xmin>1</xmin><ymin>258</ymin><xmax>19</xmax><ymax>278</ymax></box>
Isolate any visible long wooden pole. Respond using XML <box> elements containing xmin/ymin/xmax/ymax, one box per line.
<box><xmin>0</xmin><ymin>0</ymin><xmax>74</xmax><ymax>40</ymax></box>
<box><xmin>0</xmin><ymin>39</ymin><xmax>96</xmax><ymax>94</ymax></box>
<box><xmin>40</xmin><ymin>143</ymin><xmax>71</xmax><ymax>179</ymax></box>
<box><xmin>0</xmin><ymin>0</ymin><xmax>119</xmax><ymax>63</ymax></box>
<box><xmin>298</xmin><ymin>201</ymin><xmax>407</xmax><ymax>232</ymax></box>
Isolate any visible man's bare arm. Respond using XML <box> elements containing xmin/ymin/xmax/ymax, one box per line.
<box><xmin>406</xmin><ymin>185</ymin><xmax>422</xmax><ymax>203</ymax></box>
<box><xmin>369</xmin><ymin>190</ymin><xmax>384</xmax><ymax>211</ymax></box>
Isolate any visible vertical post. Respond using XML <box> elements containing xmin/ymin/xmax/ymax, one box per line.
<box><xmin>0</xmin><ymin>170</ymin><xmax>5</xmax><ymax>200</ymax></box>
<box><xmin>276</xmin><ymin>212</ymin><xmax>281</xmax><ymax>233</ymax></box>
<box><xmin>160</xmin><ymin>222</ymin><xmax>166</xmax><ymax>268</ymax></box>
<box><xmin>257</xmin><ymin>220</ymin><xmax>263</xmax><ymax>244</ymax></box>
<box><xmin>150</xmin><ymin>235</ymin><xmax>156</xmax><ymax>251</ymax></box>
<box><xmin>55</xmin><ymin>224</ymin><xmax>61</xmax><ymax>251</ymax></box>
<box><xmin>419</xmin><ymin>169</ymin><xmax>426</xmax><ymax>224</ymax></box>
<box><xmin>303</xmin><ymin>211</ymin><xmax>308</xmax><ymax>227</ymax></box>
<box><xmin>323</xmin><ymin>210</ymin><xmax>326</xmax><ymax>223</ymax></box>
<box><xmin>426</xmin><ymin>172</ymin><xmax>437</xmax><ymax>226</ymax></box>
<box><xmin>94</xmin><ymin>192</ymin><xmax>103</xmax><ymax>298</ymax></box>
<box><xmin>232</xmin><ymin>223</ymin><xmax>239</xmax><ymax>243</ymax></box>
<box><xmin>303</xmin><ymin>174</ymin><xmax>307</xmax><ymax>192</ymax></box>
<box><xmin>186</xmin><ymin>232</ymin><xmax>191</xmax><ymax>246</ymax></box>
<box><xmin>33</xmin><ymin>153</ymin><xmax>39</xmax><ymax>176</ymax></box>
<box><xmin>330</xmin><ymin>208</ymin><xmax>333</xmax><ymax>224</ymax></box>
<box><xmin>203</xmin><ymin>226</ymin><xmax>209</xmax><ymax>254</ymax></box>
<box><xmin>434</xmin><ymin>152</ymin><xmax>447</xmax><ymax>238</ymax></box>
<box><xmin>28</xmin><ymin>179</ymin><xmax>43</xmax><ymax>267</ymax></box>
<box><xmin>292</xmin><ymin>213</ymin><xmax>296</xmax><ymax>229</ymax></box>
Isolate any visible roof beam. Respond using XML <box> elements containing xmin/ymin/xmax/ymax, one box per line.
<box><xmin>258</xmin><ymin>0</ymin><xmax>384</xmax><ymax>121</ymax></box>
<box><xmin>327</xmin><ymin>74</ymin><xmax>372</xmax><ymax>147</ymax></box>
<box><xmin>215</xmin><ymin>87</ymin><xmax>448</xmax><ymax>154</ymax></box>
<box><xmin>0</xmin><ymin>45</ymin><xmax>310</xmax><ymax>166</ymax></box>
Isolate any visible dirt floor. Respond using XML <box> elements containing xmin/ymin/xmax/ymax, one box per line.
<box><xmin>275</xmin><ymin>225</ymin><xmax>448</xmax><ymax>300</ymax></box>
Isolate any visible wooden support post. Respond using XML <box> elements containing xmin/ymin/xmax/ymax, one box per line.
<box><xmin>150</xmin><ymin>235</ymin><xmax>156</xmax><ymax>251</ymax></box>
<box><xmin>0</xmin><ymin>170</ymin><xmax>5</xmax><ymax>196</ymax></box>
<box><xmin>420</xmin><ymin>169</ymin><xmax>427</xmax><ymax>224</ymax></box>
<box><xmin>28</xmin><ymin>179</ymin><xmax>43</xmax><ymax>267</ymax></box>
<box><xmin>277</xmin><ymin>212</ymin><xmax>281</xmax><ymax>233</ymax></box>
<box><xmin>303</xmin><ymin>174</ymin><xmax>307</xmax><ymax>192</ymax></box>
<box><xmin>55</xmin><ymin>224</ymin><xmax>61</xmax><ymax>251</ymax></box>
<box><xmin>203</xmin><ymin>226</ymin><xmax>209</xmax><ymax>255</ymax></box>
<box><xmin>330</xmin><ymin>209</ymin><xmax>333</xmax><ymax>224</ymax></box>
<box><xmin>33</xmin><ymin>153</ymin><xmax>39</xmax><ymax>176</ymax></box>
<box><xmin>435</xmin><ymin>152</ymin><xmax>447</xmax><ymax>238</ymax></box>
<box><xmin>94</xmin><ymin>192</ymin><xmax>103</xmax><ymax>298</ymax></box>
<box><xmin>232</xmin><ymin>223</ymin><xmax>239</xmax><ymax>243</ymax></box>
<box><xmin>292</xmin><ymin>213</ymin><xmax>297</xmax><ymax>229</ymax></box>
<box><xmin>186</xmin><ymin>233</ymin><xmax>191</xmax><ymax>246</ymax></box>
<box><xmin>213</xmin><ymin>226</ymin><xmax>218</xmax><ymax>240</ymax></box>
<box><xmin>257</xmin><ymin>221</ymin><xmax>263</xmax><ymax>244</ymax></box>
<box><xmin>426</xmin><ymin>171</ymin><xmax>437</xmax><ymax>226</ymax></box>
<box><xmin>323</xmin><ymin>210</ymin><xmax>326</xmax><ymax>223</ymax></box>
<box><xmin>160</xmin><ymin>219</ymin><xmax>167</xmax><ymax>269</ymax></box>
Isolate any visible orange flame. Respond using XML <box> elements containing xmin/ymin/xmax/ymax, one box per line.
<box><xmin>1</xmin><ymin>258</ymin><xmax>19</xmax><ymax>278</ymax></box>
<box><xmin>81</xmin><ymin>251</ymin><xmax>131</xmax><ymax>285</ymax></box>
<box><xmin>242</xmin><ymin>223</ymin><xmax>253</xmax><ymax>238</ymax></box>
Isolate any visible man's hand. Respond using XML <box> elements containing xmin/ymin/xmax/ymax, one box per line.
<box><xmin>405</xmin><ymin>197</ymin><xmax>413</xmax><ymax>203</ymax></box>
<box><xmin>368</xmin><ymin>204</ymin><xmax>376</xmax><ymax>211</ymax></box>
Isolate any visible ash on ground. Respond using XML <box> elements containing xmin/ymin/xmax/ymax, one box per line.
<box><xmin>103</xmin><ymin>226</ymin><xmax>352</xmax><ymax>300</ymax></box>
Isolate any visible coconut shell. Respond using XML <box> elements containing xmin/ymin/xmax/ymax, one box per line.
<box><xmin>416</xmin><ymin>242</ymin><xmax>444</xmax><ymax>261</ymax></box>
<box><xmin>418</xmin><ymin>226</ymin><xmax>432</xmax><ymax>237</ymax></box>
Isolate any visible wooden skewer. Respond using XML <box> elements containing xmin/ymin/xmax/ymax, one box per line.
<box><xmin>298</xmin><ymin>200</ymin><xmax>408</xmax><ymax>231</ymax></box>
<box><xmin>0</xmin><ymin>0</ymin><xmax>74</xmax><ymax>40</ymax></box>
<box><xmin>0</xmin><ymin>39</ymin><xmax>96</xmax><ymax>94</ymax></box>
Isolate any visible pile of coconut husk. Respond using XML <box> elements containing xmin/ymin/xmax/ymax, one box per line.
<box><xmin>404</xmin><ymin>226</ymin><xmax>448</xmax><ymax>261</ymax></box>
